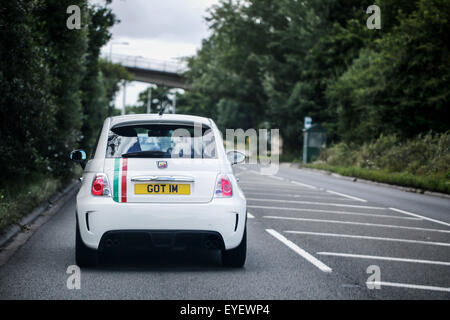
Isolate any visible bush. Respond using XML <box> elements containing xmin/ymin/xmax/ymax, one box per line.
<box><xmin>0</xmin><ymin>175</ymin><xmax>60</xmax><ymax>232</ymax></box>
<box><xmin>279</xmin><ymin>153</ymin><xmax>301</xmax><ymax>163</ymax></box>
<box><xmin>314</xmin><ymin>132</ymin><xmax>450</xmax><ymax>193</ymax></box>
<box><xmin>318</xmin><ymin>142</ymin><xmax>358</xmax><ymax>167</ymax></box>
<box><xmin>320</xmin><ymin>132</ymin><xmax>450</xmax><ymax>175</ymax></box>
<box><xmin>306</xmin><ymin>163</ymin><xmax>450</xmax><ymax>194</ymax></box>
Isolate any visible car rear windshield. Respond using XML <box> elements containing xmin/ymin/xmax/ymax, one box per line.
<box><xmin>106</xmin><ymin>123</ymin><xmax>217</xmax><ymax>158</ymax></box>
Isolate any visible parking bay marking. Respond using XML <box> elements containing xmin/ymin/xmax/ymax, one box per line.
<box><xmin>325</xmin><ymin>190</ymin><xmax>367</xmax><ymax>203</ymax></box>
<box><xmin>242</xmin><ymin>177</ymin><xmax>318</xmax><ymax>190</ymax></box>
<box><xmin>247</xmin><ymin>171</ymin><xmax>317</xmax><ymax>190</ymax></box>
<box><xmin>290</xmin><ymin>181</ymin><xmax>317</xmax><ymax>190</ymax></box>
<box><xmin>285</xmin><ymin>230</ymin><xmax>450</xmax><ymax>247</ymax></box>
<box><xmin>316</xmin><ymin>252</ymin><xmax>450</xmax><ymax>266</ymax></box>
<box><xmin>390</xmin><ymin>207</ymin><xmax>450</xmax><ymax>227</ymax></box>
<box><xmin>242</xmin><ymin>188</ymin><xmax>332</xmax><ymax>197</ymax></box>
<box><xmin>247</xmin><ymin>205</ymin><xmax>421</xmax><ymax>221</ymax></box>
<box><xmin>267</xmin><ymin>175</ymin><xmax>285</xmax><ymax>181</ymax></box>
<box><xmin>240</xmin><ymin>182</ymin><xmax>311</xmax><ymax>188</ymax></box>
<box><xmin>366</xmin><ymin>281</ymin><xmax>450</xmax><ymax>293</ymax></box>
<box><xmin>263</xmin><ymin>216</ymin><xmax>450</xmax><ymax>233</ymax></box>
<box><xmin>244</xmin><ymin>191</ymin><xmax>353</xmax><ymax>201</ymax></box>
<box><xmin>266</xmin><ymin>229</ymin><xmax>332</xmax><ymax>273</ymax></box>
<box><xmin>247</xmin><ymin>198</ymin><xmax>386</xmax><ymax>210</ymax></box>
<box><xmin>247</xmin><ymin>212</ymin><xmax>255</xmax><ymax>219</ymax></box>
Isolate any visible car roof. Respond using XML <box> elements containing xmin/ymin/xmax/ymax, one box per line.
<box><xmin>109</xmin><ymin>114</ymin><xmax>212</xmax><ymax>128</ymax></box>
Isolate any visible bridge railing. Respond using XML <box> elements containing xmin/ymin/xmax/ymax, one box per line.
<box><xmin>105</xmin><ymin>54</ymin><xmax>188</xmax><ymax>74</ymax></box>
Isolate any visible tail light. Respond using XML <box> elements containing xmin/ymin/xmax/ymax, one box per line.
<box><xmin>214</xmin><ymin>174</ymin><xmax>233</xmax><ymax>197</ymax></box>
<box><xmin>91</xmin><ymin>173</ymin><xmax>111</xmax><ymax>197</ymax></box>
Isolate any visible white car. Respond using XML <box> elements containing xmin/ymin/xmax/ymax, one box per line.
<box><xmin>70</xmin><ymin>114</ymin><xmax>247</xmax><ymax>268</ymax></box>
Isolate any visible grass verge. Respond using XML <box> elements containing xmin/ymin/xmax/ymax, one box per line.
<box><xmin>0</xmin><ymin>176</ymin><xmax>61</xmax><ymax>233</ymax></box>
<box><xmin>304</xmin><ymin>163</ymin><xmax>450</xmax><ymax>194</ymax></box>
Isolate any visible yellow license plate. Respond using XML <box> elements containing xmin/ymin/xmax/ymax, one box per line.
<box><xmin>134</xmin><ymin>183</ymin><xmax>190</xmax><ymax>195</ymax></box>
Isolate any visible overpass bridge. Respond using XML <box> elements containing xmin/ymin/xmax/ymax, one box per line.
<box><xmin>108</xmin><ymin>54</ymin><xmax>191</xmax><ymax>90</ymax></box>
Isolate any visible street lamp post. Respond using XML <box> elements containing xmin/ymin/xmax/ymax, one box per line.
<box><xmin>172</xmin><ymin>92</ymin><xmax>176</xmax><ymax>114</ymax></box>
<box><xmin>122</xmin><ymin>81</ymin><xmax>127</xmax><ymax>115</ymax></box>
<box><xmin>147</xmin><ymin>87</ymin><xmax>152</xmax><ymax>114</ymax></box>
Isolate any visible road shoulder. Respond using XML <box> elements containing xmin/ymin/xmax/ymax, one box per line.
<box><xmin>0</xmin><ymin>181</ymin><xmax>79</xmax><ymax>266</ymax></box>
<box><xmin>281</xmin><ymin>163</ymin><xmax>450</xmax><ymax>200</ymax></box>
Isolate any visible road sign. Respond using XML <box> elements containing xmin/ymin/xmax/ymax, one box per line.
<box><xmin>304</xmin><ymin>117</ymin><xmax>312</xmax><ymax>129</ymax></box>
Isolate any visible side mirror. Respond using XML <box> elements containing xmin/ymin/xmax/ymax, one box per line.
<box><xmin>70</xmin><ymin>149</ymin><xmax>87</xmax><ymax>169</ymax></box>
<box><xmin>226</xmin><ymin>151</ymin><xmax>245</xmax><ymax>165</ymax></box>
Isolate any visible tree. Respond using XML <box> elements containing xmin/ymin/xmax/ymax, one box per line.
<box><xmin>0</xmin><ymin>0</ymin><xmax>124</xmax><ymax>184</ymax></box>
<box><xmin>99</xmin><ymin>59</ymin><xmax>133</xmax><ymax>117</ymax></box>
<box><xmin>80</xmin><ymin>0</ymin><xmax>117</xmax><ymax>151</ymax></box>
<box><xmin>0</xmin><ymin>1</ymin><xmax>56</xmax><ymax>183</ymax></box>
<box><xmin>328</xmin><ymin>0</ymin><xmax>450</xmax><ymax>143</ymax></box>
<box><xmin>34</xmin><ymin>0</ymin><xmax>89</xmax><ymax>178</ymax></box>
<box><xmin>135</xmin><ymin>86</ymin><xmax>174</xmax><ymax>114</ymax></box>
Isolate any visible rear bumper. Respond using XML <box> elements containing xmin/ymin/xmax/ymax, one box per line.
<box><xmin>76</xmin><ymin>194</ymin><xmax>246</xmax><ymax>250</ymax></box>
<box><xmin>99</xmin><ymin>230</ymin><xmax>225</xmax><ymax>251</ymax></box>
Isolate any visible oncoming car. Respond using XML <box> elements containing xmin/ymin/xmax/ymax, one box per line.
<box><xmin>70</xmin><ymin>114</ymin><xmax>247</xmax><ymax>268</ymax></box>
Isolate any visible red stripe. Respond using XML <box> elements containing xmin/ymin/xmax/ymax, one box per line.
<box><xmin>121</xmin><ymin>158</ymin><xmax>128</xmax><ymax>203</ymax></box>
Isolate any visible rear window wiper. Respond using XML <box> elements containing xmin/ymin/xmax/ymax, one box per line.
<box><xmin>121</xmin><ymin>151</ymin><xmax>168</xmax><ymax>158</ymax></box>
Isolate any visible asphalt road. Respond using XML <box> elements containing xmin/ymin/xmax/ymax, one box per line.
<box><xmin>0</xmin><ymin>165</ymin><xmax>449</xmax><ymax>299</ymax></box>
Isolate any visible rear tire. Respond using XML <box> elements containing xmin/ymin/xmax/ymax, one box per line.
<box><xmin>75</xmin><ymin>216</ymin><xmax>98</xmax><ymax>268</ymax></box>
<box><xmin>222</xmin><ymin>227</ymin><xmax>246</xmax><ymax>268</ymax></box>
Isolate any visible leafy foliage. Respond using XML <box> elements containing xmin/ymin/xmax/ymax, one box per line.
<box><xmin>99</xmin><ymin>59</ymin><xmax>133</xmax><ymax>117</ymax></box>
<box><xmin>319</xmin><ymin>132</ymin><xmax>450</xmax><ymax>178</ymax></box>
<box><xmin>0</xmin><ymin>1</ymin><xmax>57</xmax><ymax>181</ymax></box>
<box><xmin>0</xmin><ymin>0</ymin><xmax>128</xmax><ymax>186</ymax></box>
<box><xmin>178</xmin><ymin>0</ymin><xmax>450</xmax><ymax>154</ymax></box>
<box><xmin>80</xmin><ymin>0</ymin><xmax>118</xmax><ymax>151</ymax></box>
<box><xmin>34</xmin><ymin>0</ymin><xmax>89</xmax><ymax>178</ymax></box>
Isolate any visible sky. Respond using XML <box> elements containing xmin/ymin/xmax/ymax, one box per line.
<box><xmin>93</xmin><ymin>0</ymin><xmax>219</xmax><ymax>109</ymax></box>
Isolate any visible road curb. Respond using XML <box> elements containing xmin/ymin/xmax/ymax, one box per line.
<box><xmin>281</xmin><ymin>162</ymin><xmax>450</xmax><ymax>200</ymax></box>
<box><xmin>0</xmin><ymin>180</ymin><xmax>80</xmax><ymax>249</ymax></box>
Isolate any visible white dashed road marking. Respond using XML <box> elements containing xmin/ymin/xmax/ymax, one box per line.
<box><xmin>243</xmin><ymin>191</ymin><xmax>353</xmax><ymax>200</ymax></box>
<box><xmin>366</xmin><ymin>281</ymin><xmax>450</xmax><ymax>293</ymax></box>
<box><xmin>266</xmin><ymin>229</ymin><xmax>332</xmax><ymax>273</ymax></box>
<box><xmin>240</xmin><ymin>182</ymin><xmax>305</xmax><ymax>188</ymax></box>
<box><xmin>247</xmin><ymin>198</ymin><xmax>386</xmax><ymax>210</ymax></box>
<box><xmin>290</xmin><ymin>181</ymin><xmax>317</xmax><ymax>190</ymax></box>
<box><xmin>247</xmin><ymin>205</ymin><xmax>421</xmax><ymax>220</ymax></box>
<box><xmin>263</xmin><ymin>216</ymin><xmax>450</xmax><ymax>233</ymax></box>
<box><xmin>244</xmin><ymin>168</ymin><xmax>450</xmax><ymax>295</ymax></box>
<box><xmin>390</xmin><ymin>207</ymin><xmax>450</xmax><ymax>227</ymax></box>
<box><xmin>316</xmin><ymin>252</ymin><xmax>450</xmax><ymax>266</ymax></box>
<box><xmin>267</xmin><ymin>175</ymin><xmax>285</xmax><ymax>181</ymax></box>
<box><xmin>326</xmin><ymin>190</ymin><xmax>367</xmax><ymax>202</ymax></box>
<box><xmin>285</xmin><ymin>230</ymin><xmax>450</xmax><ymax>247</ymax></box>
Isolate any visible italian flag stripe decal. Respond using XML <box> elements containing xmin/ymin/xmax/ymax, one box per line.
<box><xmin>121</xmin><ymin>158</ymin><xmax>128</xmax><ymax>203</ymax></box>
<box><xmin>113</xmin><ymin>158</ymin><xmax>120</xmax><ymax>202</ymax></box>
<box><xmin>113</xmin><ymin>158</ymin><xmax>129</xmax><ymax>203</ymax></box>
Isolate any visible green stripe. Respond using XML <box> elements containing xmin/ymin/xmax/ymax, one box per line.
<box><xmin>113</xmin><ymin>158</ymin><xmax>120</xmax><ymax>202</ymax></box>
